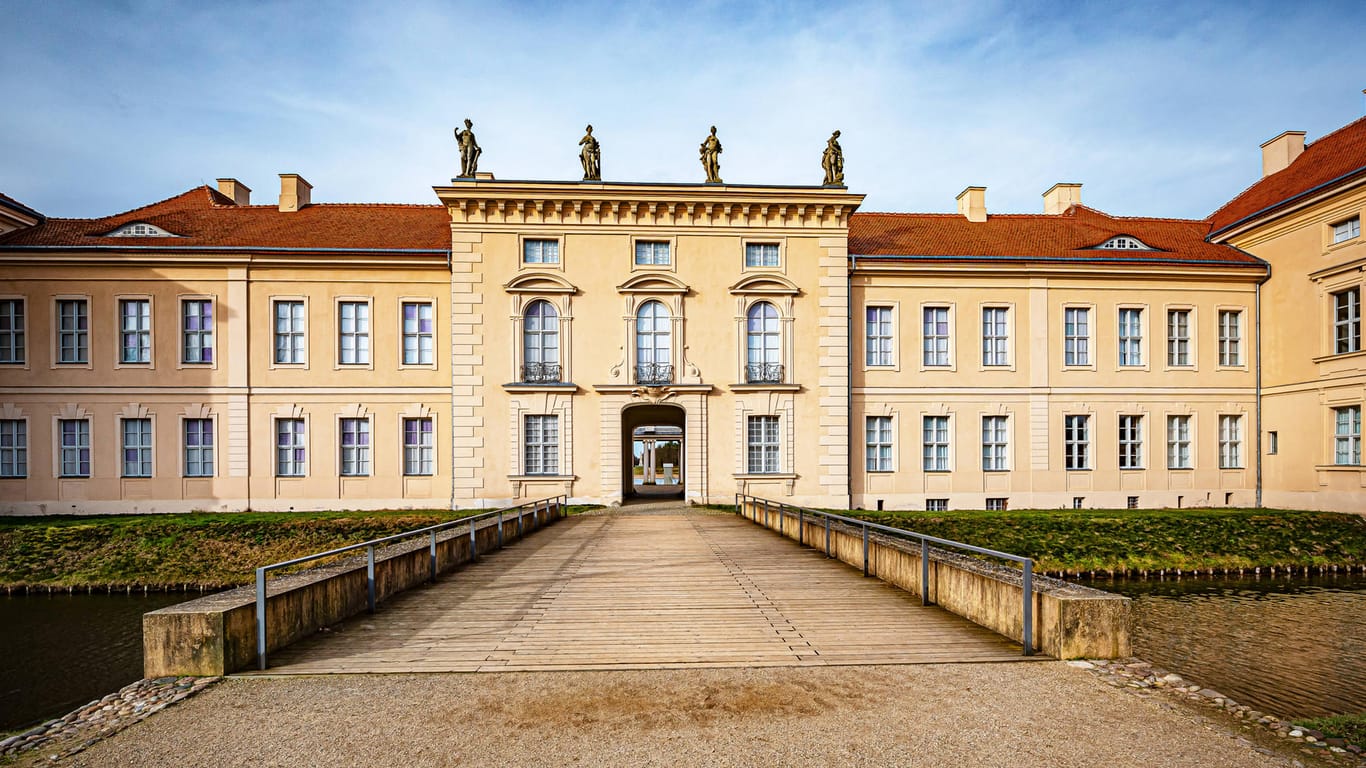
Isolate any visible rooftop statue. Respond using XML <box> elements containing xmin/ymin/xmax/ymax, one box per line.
<box><xmin>699</xmin><ymin>126</ymin><xmax>723</xmax><ymax>183</ymax></box>
<box><xmin>822</xmin><ymin>130</ymin><xmax>845</xmax><ymax>186</ymax></box>
<box><xmin>579</xmin><ymin>125</ymin><xmax>601</xmax><ymax>181</ymax></box>
<box><xmin>454</xmin><ymin>118</ymin><xmax>481</xmax><ymax>178</ymax></box>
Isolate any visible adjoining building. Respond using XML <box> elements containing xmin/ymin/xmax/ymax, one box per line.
<box><xmin>1</xmin><ymin>116</ymin><xmax>1364</xmax><ymax>514</ymax></box>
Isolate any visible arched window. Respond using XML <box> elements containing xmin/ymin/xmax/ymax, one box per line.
<box><xmin>522</xmin><ymin>300</ymin><xmax>560</xmax><ymax>382</ymax></box>
<box><xmin>635</xmin><ymin>300</ymin><xmax>672</xmax><ymax>384</ymax></box>
<box><xmin>745</xmin><ymin>302</ymin><xmax>782</xmax><ymax>383</ymax></box>
<box><xmin>1097</xmin><ymin>235</ymin><xmax>1153</xmax><ymax>250</ymax></box>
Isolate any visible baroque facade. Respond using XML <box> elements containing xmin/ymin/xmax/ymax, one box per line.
<box><xmin>2</xmin><ymin>116</ymin><xmax>1365</xmax><ymax>514</ymax></box>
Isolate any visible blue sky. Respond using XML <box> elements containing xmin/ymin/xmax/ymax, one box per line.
<box><xmin>3</xmin><ymin>0</ymin><xmax>1364</xmax><ymax>219</ymax></box>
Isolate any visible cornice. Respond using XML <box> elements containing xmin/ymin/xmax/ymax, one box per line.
<box><xmin>850</xmin><ymin>257</ymin><xmax>1267</xmax><ymax>282</ymax></box>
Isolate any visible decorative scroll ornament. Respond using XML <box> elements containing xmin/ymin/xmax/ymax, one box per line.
<box><xmin>629</xmin><ymin>386</ymin><xmax>677</xmax><ymax>404</ymax></box>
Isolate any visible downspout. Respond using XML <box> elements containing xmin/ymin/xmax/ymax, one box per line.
<box><xmin>848</xmin><ymin>252</ymin><xmax>855</xmax><ymax>508</ymax></box>
<box><xmin>447</xmin><ymin>247</ymin><xmax>458</xmax><ymax>512</ymax></box>
<box><xmin>1255</xmin><ymin>275</ymin><xmax>1264</xmax><ymax>508</ymax></box>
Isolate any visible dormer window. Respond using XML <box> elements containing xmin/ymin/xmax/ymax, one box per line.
<box><xmin>1097</xmin><ymin>236</ymin><xmax>1153</xmax><ymax>250</ymax></box>
<box><xmin>106</xmin><ymin>222</ymin><xmax>177</xmax><ymax>237</ymax></box>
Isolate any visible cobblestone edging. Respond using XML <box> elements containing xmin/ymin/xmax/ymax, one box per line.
<box><xmin>0</xmin><ymin>676</ymin><xmax>220</xmax><ymax>762</ymax></box>
<box><xmin>1073</xmin><ymin>658</ymin><xmax>1365</xmax><ymax>767</ymax></box>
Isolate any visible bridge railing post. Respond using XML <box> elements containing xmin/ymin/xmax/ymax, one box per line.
<box><xmin>1022</xmin><ymin>560</ymin><xmax>1034</xmax><ymax>656</ymax></box>
<box><xmin>469</xmin><ymin>517</ymin><xmax>478</xmax><ymax>560</ymax></box>
<box><xmin>255</xmin><ymin>567</ymin><xmax>268</xmax><ymax>670</ymax></box>
<box><xmin>862</xmin><ymin>523</ymin><xmax>869</xmax><ymax>577</ymax></box>
<box><xmin>366</xmin><ymin>545</ymin><xmax>376</xmax><ymax>613</ymax></box>
<box><xmin>797</xmin><ymin>507</ymin><xmax>803</xmax><ymax>545</ymax></box>
<box><xmin>497</xmin><ymin>511</ymin><xmax>504</xmax><ymax>549</ymax></box>
<box><xmin>920</xmin><ymin>539</ymin><xmax>931</xmax><ymax>606</ymax></box>
<box><xmin>430</xmin><ymin>531</ymin><xmax>438</xmax><ymax>582</ymax></box>
<box><xmin>824</xmin><ymin>515</ymin><xmax>830</xmax><ymax>557</ymax></box>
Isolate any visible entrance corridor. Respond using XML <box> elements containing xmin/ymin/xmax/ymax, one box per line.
<box><xmin>258</xmin><ymin>506</ymin><xmax>1031</xmax><ymax>673</ymax></box>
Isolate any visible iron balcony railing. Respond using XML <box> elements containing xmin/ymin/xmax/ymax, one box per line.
<box><xmin>745</xmin><ymin>363</ymin><xmax>784</xmax><ymax>384</ymax></box>
<box><xmin>520</xmin><ymin>362</ymin><xmax>562</xmax><ymax>383</ymax></box>
<box><xmin>635</xmin><ymin>362</ymin><xmax>674</xmax><ymax>385</ymax></box>
<box><xmin>734</xmin><ymin>493</ymin><xmax>1036</xmax><ymax>656</ymax></box>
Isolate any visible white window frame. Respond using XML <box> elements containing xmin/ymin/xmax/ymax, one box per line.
<box><xmin>1218</xmin><ymin>415</ymin><xmax>1243</xmax><ymax>469</ymax></box>
<box><xmin>925</xmin><ymin>498</ymin><xmax>948</xmax><ymax>512</ymax></box>
<box><xmin>1118</xmin><ymin>414</ymin><xmax>1143</xmax><ymax>470</ymax></box>
<box><xmin>57</xmin><ymin>417</ymin><xmax>91</xmax><ymax>478</ymax></box>
<box><xmin>55</xmin><ymin>296</ymin><xmax>90</xmax><ymax>366</ymax></box>
<box><xmin>921</xmin><ymin>305</ymin><xmax>952</xmax><ymax>369</ymax></box>
<box><xmin>182</xmin><ymin>417</ymin><xmax>215</xmax><ymax>478</ymax></box>
<box><xmin>1218</xmin><ymin>309</ymin><xmax>1243</xmax><ymax>367</ymax></box>
<box><xmin>1063</xmin><ymin>306</ymin><xmax>1092</xmax><ymax>368</ymax></box>
<box><xmin>981</xmin><ymin>306</ymin><xmax>1009</xmax><ymax>367</ymax></box>
<box><xmin>1334</xmin><ymin>405</ymin><xmax>1361</xmax><ymax>466</ymax></box>
<box><xmin>1166</xmin><ymin>415</ymin><xmax>1192</xmax><ymax>470</ymax></box>
<box><xmin>400</xmin><ymin>300</ymin><xmax>436</xmax><ymax>367</ymax></box>
<box><xmin>338</xmin><ymin>417</ymin><xmax>372</xmax><ymax>477</ymax></box>
<box><xmin>337</xmin><ymin>299</ymin><xmax>372</xmax><ymax>367</ymax></box>
<box><xmin>179</xmin><ymin>297</ymin><xmax>215</xmax><ymax>367</ymax></box>
<box><xmin>522</xmin><ymin>238</ymin><xmax>561</xmax><ymax>265</ymax></box>
<box><xmin>120</xmin><ymin>417</ymin><xmax>154</xmax><ymax>478</ymax></box>
<box><xmin>1334</xmin><ymin>288</ymin><xmax>1361</xmax><ymax>355</ymax></box>
<box><xmin>865</xmin><ymin>304</ymin><xmax>896</xmax><ymax>368</ymax></box>
<box><xmin>745</xmin><ymin>301</ymin><xmax>782</xmax><ymax>382</ymax></box>
<box><xmin>116</xmin><ymin>296</ymin><xmax>153</xmax><ymax>366</ymax></box>
<box><xmin>1064</xmin><ymin>414</ymin><xmax>1090</xmax><ymax>470</ymax></box>
<box><xmin>746</xmin><ymin>415</ymin><xmax>781</xmax><ymax>474</ymax></box>
<box><xmin>272</xmin><ymin>298</ymin><xmax>308</xmax><ymax>367</ymax></box>
<box><xmin>1118</xmin><ymin>307</ymin><xmax>1143</xmax><ymax>367</ymax></box>
<box><xmin>1166</xmin><ymin>308</ymin><xmax>1192</xmax><ymax>368</ymax></box>
<box><xmin>275</xmin><ymin>417</ymin><xmax>307</xmax><ymax>477</ymax></box>
<box><xmin>403</xmin><ymin>417</ymin><xmax>435</xmax><ymax>476</ymax></box>
<box><xmin>922</xmin><ymin>415</ymin><xmax>950</xmax><ymax>472</ymax></box>
<box><xmin>522</xmin><ymin>299</ymin><xmax>562</xmax><ymax>382</ymax></box>
<box><xmin>0</xmin><ymin>297</ymin><xmax>26</xmax><ymax>366</ymax></box>
<box><xmin>981</xmin><ymin>415</ymin><xmax>1008</xmax><ymax>472</ymax></box>
<box><xmin>1333</xmin><ymin>216</ymin><xmax>1361</xmax><ymax>245</ymax></box>
<box><xmin>865</xmin><ymin>415</ymin><xmax>894</xmax><ymax>473</ymax></box>
<box><xmin>0</xmin><ymin>418</ymin><xmax>28</xmax><ymax>478</ymax></box>
<box><xmin>744</xmin><ymin>242</ymin><xmax>781</xmax><ymax>269</ymax></box>
<box><xmin>524</xmin><ymin>414</ymin><xmax>560</xmax><ymax>476</ymax></box>
<box><xmin>633</xmin><ymin>240</ymin><xmax>672</xmax><ymax>267</ymax></box>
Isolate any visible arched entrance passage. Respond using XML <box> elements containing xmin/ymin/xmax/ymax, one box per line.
<box><xmin>622</xmin><ymin>403</ymin><xmax>685</xmax><ymax>501</ymax></box>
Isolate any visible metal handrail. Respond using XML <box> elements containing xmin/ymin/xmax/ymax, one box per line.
<box><xmin>254</xmin><ymin>495</ymin><xmax>567</xmax><ymax>670</ymax></box>
<box><xmin>735</xmin><ymin>493</ymin><xmax>1034</xmax><ymax>656</ymax></box>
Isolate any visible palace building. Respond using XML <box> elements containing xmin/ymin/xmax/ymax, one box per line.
<box><xmin>2</xmin><ymin>116</ymin><xmax>1365</xmax><ymax>515</ymax></box>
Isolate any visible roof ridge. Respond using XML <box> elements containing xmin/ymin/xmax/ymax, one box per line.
<box><xmin>99</xmin><ymin>185</ymin><xmax>214</xmax><ymax>222</ymax></box>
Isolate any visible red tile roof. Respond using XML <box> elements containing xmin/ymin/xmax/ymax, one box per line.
<box><xmin>1209</xmin><ymin>116</ymin><xmax>1366</xmax><ymax>236</ymax></box>
<box><xmin>850</xmin><ymin>205</ymin><xmax>1261</xmax><ymax>266</ymax></box>
<box><xmin>0</xmin><ymin>186</ymin><xmax>450</xmax><ymax>251</ymax></box>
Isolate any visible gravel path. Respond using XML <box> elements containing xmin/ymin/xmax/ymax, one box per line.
<box><xmin>22</xmin><ymin>662</ymin><xmax>1306</xmax><ymax>767</ymax></box>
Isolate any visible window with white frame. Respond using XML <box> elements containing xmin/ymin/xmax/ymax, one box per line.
<box><xmin>183</xmin><ymin>418</ymin><xmax>213</xmax><ymax>477</ymax></box>
<box><xmin>0</xmin><ymin>420</ymin><xmax>26</xmax><ymax>478</ymax></box>
<box><xmin>339</xmin><ymin>418</ymin><xmax>371</xmax><ymax>476</ymax></box>
<box><xmin>634</xmin><ymin>241</ymin><xmax>671</xmax><ymax>266</ymax></box>
<box><xmin>1333</xmin><ymin>216</ymin><xmax>1361</xmax><ymax>244</ymax></box>
<box><xmin>1167</xmin><ymin>415</ymin><xmax>1191</xmax><ymax>469</ymax></box>
<box><xmin>986</xmin><ymin>498</ymin><xmax>1008</xmax><ymax>511</ymax></box>
<box><xmin>524</xmin><ymin>414</ymin><xmax>559</xmax><ymax>475</ymax></box>
<box><xmin>866</xmin><ymin>306</ymin><xmax>893</xmax><ymax>366</ymax></box>
<box><xmin>866</xmin><ymin>416</ymin><xmax>893</xmax><ymax>472</ymax></box>
<box><xmin>1167</xmin><ymin>310</ymin><xmax>1190</xmax><ymax>366</ymax></box>
<box><xmin>1118</xmin><ymin>415</ymin><xmax>1143</xmax><ymax>470</ymax></box>
<box><xmin>1064</xmin><ymin>308</ymin><xmax>1089</xmax><ymax>366</ymax></box>
<box><xmin>119</xmin><ymin>299</ymin><xmax>151</xmax><ymax>364</ymax></box>
<box><xmin>0</xmin><ymin>300</ymin><xmax>24</xmax><ymax>364</ymax></box>
<box><xmin>1118</xmin><ymin>308</ymin><xmax>1143</xmax><ymax>366</ymax></box>
<box><xmin>1098</xmin><ymin>236</ymin><xmax>1152</xmax><ymax>250</ymax></box>
<box><xmin>746</xmin><ymin>415</ymin><xmax>780</xmax><ymax>474</ymax></box>
<box><xmin>274</xmin><ymin>301</ymin><xmax>306</xmax><ymax>364</ymax></box>
<box><xmin>922</xmin><ymin>415</ymin><xmax>950</xmax><ymax>472</ymax></box>
<box><xmin>923</xmin><ymin>307</ymin><xmax>950</xmax><ymax>367</ymax></box>
<box><xmin>982</xmin><ymin>307</ymin><xmax>1008</xmax><ymax>366</ymax></box>
<box><xmin>1064</xmin><ymin>415</ymin><xmax>1090</xmax><ymax>470</ymax></box>
<box><xmin>981</xmin><ymin>415</ymin><xmax>1008</xmax><ymax>471</ymax></box>
<box><xmin>1335</xmin><ymin>288</ymin><xmax>1360</xmax><ymax>355</ymax></box>
<box><xmin>403</xmin><ymin>417</ymin><xmax>434</xmax><ymax>476</ymax></box>
<box><xmin>523</xmin><ymin>300</ymin><xmax>561</xmax><ymax>382</ymax></box>
<box><xmin>1218</xmin><ymin>310</ymin><xmax>1242</xmax><ymax>366</ymax></box>
<box><xmin>339</xmin><ymin>301</ymin><xmax>370</xmax><ymax>365</ymax></box>
<box><xmin>1218</xmin><ymin>415</ymin><xmax>1243</xmax><ymax>469</ymax></box>
<box><xmin>57</xmin><ymin>299</ymin><xmax>88</xmax><ymax>364</ymax></box>
<box><xmin>402</xmin><ymin>302</ymin><xmax>434</xmax><ymax>365</ymax></box>
<box><xmin>745</xmin><ymin>243</ymin><xmax>780</xmax><ymax>268</ymax></box>
<box><xmin>926</xmin><ymin>498</ymin><xmax>948</xmax><ymax>512</ymax></box>
<box><xmin>746</xmin><ymin>302</ymin><xmax>781</xmax><ymax>383</ymax></box>
<box><xmin>181</xmin><ymin>300</ymin><xmax>213</xmax><ymax>364</ymax></box>
<box><xmin>523</xmin><ymin>239</ymin><xmax>560</xmax><ymax>265</ymax></box>
<box><xmin>635</xmin><ymin>300</ymin><xmax>671</xmax><ymax>384</ymax></box>
<box><xmin>121</xmin><ymin>418</ymin><xmax>152</xmax><ymax>477</ymax></box>
<box><xmin>1335</xmin><ymin>405</ymin><xmax>1361</xmax><ymax>465</ymax></box>
<box><xmin>58</xmin><ymin>418</ymin><xmax>90</xmax><ymax>477</ymax></box>
<box><xmin>276</xmin><ymin>419</ymin><xmax>306</xmax><ymax>477</ymax></box>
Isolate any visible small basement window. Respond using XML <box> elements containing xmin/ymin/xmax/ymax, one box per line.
<box><xmin>106</xmin><ymin>222</ymin><xmax>178</xmax><ymax>237</ymax></box>
<box><xmin>985</xmin><ymin>497</ymin><xmax>1008</xmax><ymax>511</ymax></box>
<box><xmin>925</xmin><ymin>498</ymin><xmax>948</xmax><ymax>512</ymax></box>
<box><xmin>1127</xmin><ymin>496</ymin><xmax>1139</xmax><ymax>510</ymax></box>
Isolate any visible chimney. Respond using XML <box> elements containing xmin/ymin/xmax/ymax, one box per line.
<box><xmin>216</xmin><ymin>178</ymin><xmax>251</xmax><ymax>206</ymax></box>
<box><xmin>1042</xmin><ymin>183</ymin><xmax>1082</xmax><ymax>214</ymax></box>
<box><xmin>1260</xmin><ymin>131</ymin><xmax>1305</xmax><ymax>177</ymax></box>
<box><xmin>956</xmin><ymin>186</ymin><xmax>987</xmax><ymax>222</ymax></box>
<box><xmin>278</xmin><ymin>174</ymin><xmax>312</xmax><ymax>212</ymax></box>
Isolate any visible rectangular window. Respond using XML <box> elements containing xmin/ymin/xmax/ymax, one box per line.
<box><xmin>1118</xmin><ymin>415</ymin><xmax>1143</xmax><ymax>470</ymax></box>
<box><xmin>1219</xmin><ymin>310</ymin><xmax>1242</xmax><ymax>366</ymax></box>
<box><xmin>982</xmin><ymin>307</ymin><xmax>1008</xmax><ymax>366</ymax></box>
<box><xmin>746</xmin><ymin>415</ymin><xmax>780</xmax><ymax>474</ymax></box>
<box><xmin>402</xmin><ymin>302</ymin><xmax>434</xmax><ymax>365</ymax></box>
<box><xmin>523</xmin><ymin>239</ymin><xmax>560</xmax><ymax>264</ymax></box>
<box><xmin>1167</xmin><ymin>309</ymin><xmax>1190</xmax><ymax>366</ymax></box>
<box><xmin>1064</xmin><ymin>308</ymin><xmax>1089</xmax><ymax>366</ymax></box>
<box><xmin>866</xmin><ymin>306</ymin><xmax>893</xmax><ymax>366</ymax></box>
<box><xmin>926</xmin><ymin>498</ymin><xmax>948</xmax><ymax>512</ymax></box>
<box><xmin>121</xmin><ymin>418</ymin><xmax>152</xmax><ymax>477</ymax></box>
<box><xmin>1335</xmin><ymin>406</ymin><xmax>1361</xmax><ymax>466</ymax></box>
<box><xmin>1127</xmin><ymin>496</ymin><xmax>1139</xmax><ymax>510</ymax></box>
<box><xmin>1335</xmin><ymin>288</ymin><xmax>1360</xmax><ymax>355</ymax></box>
<box><xmin>0</xmin><ymin>420</ymin><xmax>27</xmax><ymax>478</ymax></box>
<box><xmin>181</xmin><ymin>299</ymin><xmax>213</xmax><ymax>364</ymax></box>
<box><xmin>985</xmin><ymin>498</ymin><xmax>1008</xmax><ymax>511</ymax></box>
<box><xmin>1072</xmin><ymin>497</ymin><xmax>1084</xmax><ymax>510</ymax></box>
<box><xmin>338</xmin><ymin>301</ymin><xmax>370</xmax><ymax>365</ymax></box>
<box><xmin>0</xmin><ymin>299</ymin><xmax>24</xmax><ymax>364</ymax></box>
<box><xmin>745</xmin><ymin>243</ymin><xmax>780</xmax><ymax>267</ymax></box>
<box><xmin>634</xmin><ymin>241</ymin><xmax>671</xmax><ymax>266</ymax></box>
<box><xmin>1064</xmin><ymin>414</ymin><xmax>1090</xmax><ymax>470</ymax></box>
<box><xmin>273</xmin><ymin>301</ymin><xmax>306</xmax><ymax>364</ymax></box>
<box><xmin>865</xmin><ymin>416</ymin><xmax>893</xmax><ymax>472</ymax></box>
<box><xmin>403</xmin><ymin>417</ymin><xmax>434</xmax><ymax>476</ymax></box>
<box><xmin>1166</xmin><ymin>415</ymin><xmax>1191</xmax><ymax>469</ymax></box>
<box><xmin>1267</xmin><ymin>430</ymin><xmax>1278</xmax><ymax>455</ymax></box>
<box><xmin>58</xmin><ymin>418</ymin><xmax>90</xmax><ymax>477</ymax></box>
<box><xmin>1118</xmin><ymin>308</ymin><xmax>1143</xmax><ymax>366</ymax></box>
<box><xmin>922</xmin><ymin>415</ymin><xmax>950</xmax><ymax>472</ymax></box>
<box><xmin>183</xmin><ymin>418</ymin><xmax>213</xmax><ymax>477</ymax></box>
<box><xmin>1333</xmin><ymin>216</ymin><xmax>1361</xmax><ymax>244</ymax></box>
<box><xmin>923</xmin><ymin>307</ymin><xmax>950</xmax><ymax>367</ymax></box>
<box><xmin>524</xmin><ymin>414</ymin><xmax>560</xmax><ymax>475</ymax></box>
<box><xmin>339</xmin><ymin>418</ymin><xmax>371</xmax><ymax>476</ymax></box>
<box><xmin>57</xmin><ymin>299</ymin><xmax>88</xmax><ymax>364</ymax></box>
<box><xmin>119</xmin><ymin>299</ymin><xmax>151</xmax><ymax>363</ymax></box>
<box><xmin>1219</xmin><ymin>415</ymin><xmax>1243</xmax><ymax>469</ymax></box>
<box><xmin>276</xmin><ymin>419</ymin><xmax>305</xmax><ymax>477</ymax></box>
<box><xmin>981</xmin><ymin>415</ymin><xmax>1008</xmax><ymax>471</ymax></box>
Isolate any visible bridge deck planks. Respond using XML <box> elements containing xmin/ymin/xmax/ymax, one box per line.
<box><xmin>257</xmin><ymin>511</ymin><xmax>1037</xmax><ymax>674</ymax></box>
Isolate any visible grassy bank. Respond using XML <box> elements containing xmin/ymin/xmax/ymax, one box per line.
<box><xmin>1295</xmin><ymin>714</ymin><xmax>1366</xmax><ymax>748</ymax></box>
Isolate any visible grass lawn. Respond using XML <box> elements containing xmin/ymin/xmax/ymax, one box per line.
<box><xmin>1294</xmin><ymin>713</ymin><xmax>1366</xmax><ymax>747</ymax></box>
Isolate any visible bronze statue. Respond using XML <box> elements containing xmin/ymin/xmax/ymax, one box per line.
<box><xmin>699</xmin><ymin>126</ymin><xmax>723</xmax><ymax>183</ymax></box>
<box><xmin>579</xmin><ymin>125</ymin><xmax>601</xmax><ymax>181</ymax></box>
<box><xmin>822</xmin><ymin>130</ymin><xmax>844</xmax><ymax>186</ymax></box>
<box><xmin>454</xmin><ymin>118</ymin><xmax>481</xmax><ymax>178</ymax></box>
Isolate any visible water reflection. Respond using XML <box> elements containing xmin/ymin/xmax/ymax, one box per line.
<box><xmin>1087</xmin><ymin>573</ymin><xmax>1366</xmax><ymax>718</ymax></box>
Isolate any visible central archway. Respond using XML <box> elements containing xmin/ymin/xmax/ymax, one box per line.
<box><xmin>621</xmin><ymin>403</ymin><xmax>685</xmax><ymax>501</ymax></box>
